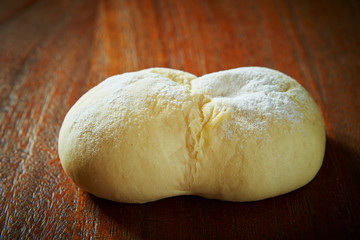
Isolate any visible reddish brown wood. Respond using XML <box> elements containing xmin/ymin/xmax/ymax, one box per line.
<box><xmin>1</xmin><ymin>0</ymin><xmax>359</xmax><ymax>239</ymax></box>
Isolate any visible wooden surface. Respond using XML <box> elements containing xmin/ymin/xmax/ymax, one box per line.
<box><xmin>1</xmin><ymin>0</ymin><xmax>359</xmax><ymax>239</ymax></box>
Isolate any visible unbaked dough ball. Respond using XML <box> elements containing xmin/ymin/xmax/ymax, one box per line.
<box><xmin>58</xmin><ymin>67</ymin><xmax>325</xmax><ymax>203</ymax></box>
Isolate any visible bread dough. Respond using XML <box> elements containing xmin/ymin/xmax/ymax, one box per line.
<box><xmin>58</xmin><ymin>67</ymin><xmax>326</xmax><ymax>203</ymax></box>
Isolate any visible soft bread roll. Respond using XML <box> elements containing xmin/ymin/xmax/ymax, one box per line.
<box><xmin>58</xmin><ymin>67</ymin><xmax>325</xmax><ymax>203</ymax></box>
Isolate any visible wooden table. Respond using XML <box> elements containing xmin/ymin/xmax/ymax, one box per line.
<box><xmin>1</xmin><ymin>0</ymin><xmax>359</xmax><ymax>239</ymax></box>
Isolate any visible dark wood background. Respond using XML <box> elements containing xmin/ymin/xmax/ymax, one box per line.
<box><xmin>0</xmin><ymin>0</ymin><xmax>359</xmax><ymax>239</ymax></box>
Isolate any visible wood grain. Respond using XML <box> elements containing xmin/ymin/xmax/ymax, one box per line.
<box><xmin>0</xmin><ymin>0</ymin><xmax>359</xmax><ymax>239</ymax></box>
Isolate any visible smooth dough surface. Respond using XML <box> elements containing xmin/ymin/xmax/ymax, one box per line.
<box><xmin>58</xmin><ymin>67</ymin><xmax>326</xmax><ymax>203</ymax></box>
